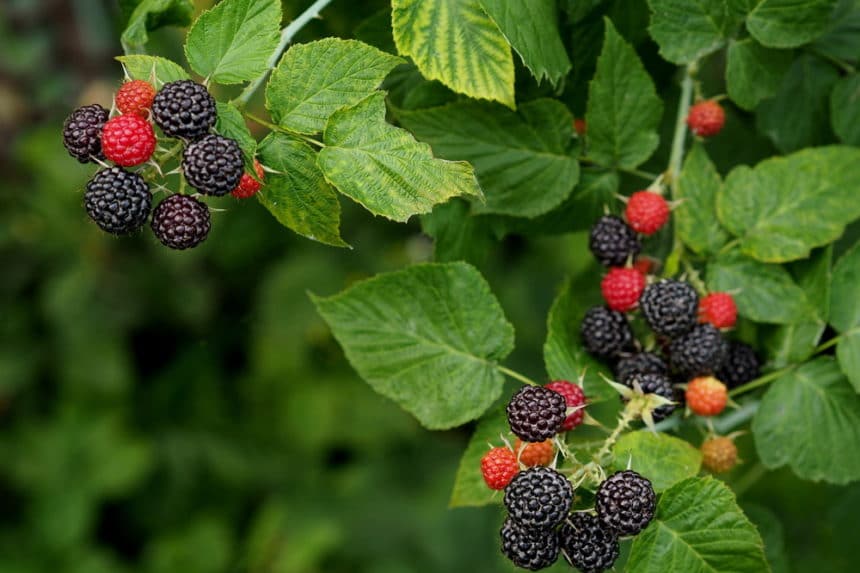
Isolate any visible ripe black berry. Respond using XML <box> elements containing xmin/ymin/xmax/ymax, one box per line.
<box><xmin>504</xmin><ymin>467</ymin><xmax>573</xmax><ymax>530</ymax></box>
<box><xmin>500</xmin><ymin>517</ymin><xmax>560</xmax><ymax>571</ymax></box>
<box><xmin>151</xmin><ymin>194</ymin><xmax>211</xmax><ymax>250</ymax></box>
<box><xmin>625</xmin><ymin>372</ymin><xmax>677</xmax><ymax>422</ymax></box>
<box><xmin>507</xmin><ymin>386</ymin><xmax>567</xmax><ymax>442</ymax></box>
<box><xmin>639</xmin><ymin>279</ymin><xmax>699</xmax><ymax>338</ymax></box>
<box><xmin>181</xmin><ymin>134</ymin><xmax>244</xmax><ymax>196</ymax></box>
<box><xmin>717</xmin><ymin>341</ymin><xmax>760</xmax><ymax>388</ymax></box>
<box><xmin>595</xmin><ymin>470</ymin><xmax>655</xmax><ymax>536</ymax></box>
<box><xmin>580</xmin><ymin>306</ymin><xmax>633</xmax><ymax>359</ymax></box>
<box><xmin>670</xmin><ymin>323</ymin><xmax>728</xmax><ymax>377</ymax></box>
<box><xmin>63</xmin><ymin>104</ymin><xmax>109</xmax><ymax>163</ymax></box>
<box><xmin>559</xmin><ymin>513</ymin><xmax>619</xmax><ymax>573</ymax></box>
<box><xmin>589</xmin><ymin>215</ymin><xmax>641</xmax><ymax>267</ymax></box>
<box><xmin>615</xmin><ymin>352</ymin><xmax>668</xmax><ymax>385</ymax></box>
<box><xmin>84</xmin><ymin>167</ymin><xmax>151</xmax><ymax>235</ymax></box>
<box><xmin>151</xmin><ymin>79</ymin><xmax>216</xmax><ymax>139</ymax></box>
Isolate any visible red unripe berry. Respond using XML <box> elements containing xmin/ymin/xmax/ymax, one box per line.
<box><xmin>699</xmin><ymin>292</ymin><xmax>738</xmax><ymax>329</ymax></box>
<box><xmin>686</xmin><ymin>376</ymin><xmax>728</xmax><ymax>416</ymax></box>
<box><xmin>101</xmin><ymin>114</ymin><xmax>156</xmax><ymax>167</ymax></box>
<box><xmin>573</xmin><ymin>118</ymin><xmax>587</xmax><ymax>136</ymax></box>
<box><xmin>514</xmin><ymin>438</ymin><xmax>555</xmax><ymax>467</ymax></box>
<box><xmin>633</xmin><ymin>256</ymin><xmax>659</xmax><ymax>276</ymax></box>
<box><xmin>480</xmin><ymin>446</ymin><xmax>518</xmax><ymax>490</ymax></box>
<box><xmin>601</xmin><ymin>267</ymin><xmax>646</xmax><ymax>312</ymax></box>
<box><xmin>544</xmin><ymin>380</ymin><xmax>586</xmax><ymax>431</ymax></box>
<box><xmin>625</xmin><ymin>191</ymin><xmax>670</xmax><ymax>235</ymax></box>
<box><xmin>687</xmin><ymin>100</ymin><xmax>725</xmax><ymax>137</ymax></box>
<box><xmin>701</xmin><ymin>436</ymin><xmax>738</xmax><ymax>473</ymax></box>
<box><xmin>116</xmin><ymin>79</ymin><xmax>156</xmax><ymax>117</ymax></box>
<box><xmin>231</xmin><ymin>159</ymin><xmax>266</xmax><ymax>199</ymax></box>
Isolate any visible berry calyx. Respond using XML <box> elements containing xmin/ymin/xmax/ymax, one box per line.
<box><xmin>544</xmin><ymin>380</ymin><xmax>587</xmax><ymax>431</ymax></box>
<box><xmin>718</xmin><ymin>341</ymin><xmax>760</xmax><ymax>389</ymax></box>
<box><xmin>670</xmin><ymin>323</ymin><xmax>728</xmax><ymax>377</ymax></box>
<box><xmin>686</xmin><ymin>376</ymin><xmax>728</xmax><ymax>417</ymax></box>
<box><xmin>481</xmin><ymin>447</ymin><xmax>519</xmax><ymax>490</ymax></box>
<box><xmin>231</xmin><ymin>159</ymin><xmax>265</xmax><ymax>199</ymax></box>
<box><xmin>701</xmin><ymin>436</ymin><xmax>738</xmax><ymax>474</ymax></box>
<box><xmin>687</xmin><ymin>100</ymin><xmax>725</xmax><ymax>137</ymax></box>
<box><xmin>62</xmin><ymin>104</ymin><xmax>109</xmax><ymax>163</ymax></box>
<box><xmin>151</xmin><ymin>79</ymin><xmax>216</xmax><ymax>139</ymax></box>
<box><xmin>601</xmin><ymin>267</ymin><xmax>646</xmax><ymax>312</ymax></box>
<box><xmin>574</xmin><ymin>118</ymin><xmax>587</xmax><ymax>136</ymax></box>
<box><xmin>506</xmin><ymin>386</ymin><xmax>567</xmax><ymax>442</ymax></box>
<box><xmin>595</xmin><ymin>470</ymin><xmax>655</xmax><ymax>536</ymax></box>
<box><xmin>150</xmin><ymin>194</ymin><xmax>211</xmax><ymax>250</ymax></box>
<box><xmin>500</xmin><ymin>517</ymin><xmax>560</xmax><ymax>570</ymax></box>
<box><xmin>699</xmin><ymin>292</ymin><xmax>738</xmax><ymax>329</ymax></box>
<box><xmin>101</xmin><ymin>114</ymin><xmax>156</xmax><ymax>167</ymax></box>
<box><xmin>115</xmin><ymin>79</ymin><xmax>156</xmax><ymax>117</ymax></box>
<box><xmin>639</xmin><ymin>279</ymin><xmax>699</xmax><ymax>338</ymax></box>
<box><xmin>625</xmin><ymin>191</ymin><xmax>670</xmax><ymax>235</ymax></box>
<box><xmin>624</xmin><ymin>372</ymin><xmax>677</xmax><ymax>422</ymax></box>
<box><xmin>84</xmin><ymin>167</ymin><xmax>152</xmax><ymax>235</ymax></box>
<box><xmin>504</xmin><ymin>467</ymin><xmax>573</xmax><ymax>530</ymax></box>
<box><xmin>182</xmin><ymin>134</ymin><xmax>245</xmax><ymax>196</ymax></box>
<box><xmin>589</xmin><ymin>215</ymin><xmax>641</xmax><ymax>267</ymax></box>
<box><xmin>580</xmin><ymin>306</ymin><xmax>633</xmax><ymax>359</ymax></box>
<box><xmin>514</xmin><ymin>439</ymin><xmax>555</xmax><ymax>467</ymax></box>
<box><xmin>559</xmin><ymin>513</ymin><xmax>620</xmax><ymax>573</ymax></box>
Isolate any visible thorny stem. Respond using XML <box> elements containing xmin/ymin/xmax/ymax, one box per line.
<box><xmin>141</xmin><ymin>142</ymin><xmax>183</xmax><ymax>182</ymax></box>
<box><xmin>497</xmin><ymin>366</ymin><xmax>539</xmax><ymax>387</ymax></box>
<box><xmin>236</xmin><ymin>0</ymin><xmax>335</xmax><ymax>105</ymax></box>
<box><xmin>593</xmin><ymin>406</ymin><xmax>636</xmax><ymax>463</ymax></box>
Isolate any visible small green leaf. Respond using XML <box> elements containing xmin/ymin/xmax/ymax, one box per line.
<box><xmin>717</xmin><ymin>146</ymin><xmax>860</xmax><ymax>262</ymax></box>
<box><xmin>396</xmin><ymin>99</ymin><xmax>579</xmax><ymax>217</ymax></box>
<box><xmin>391</xmin><ymin>0</ymin><xmax>515</xmax><ymax>108</ymax></box>
<box><xmin>586</xmin><ymin>19</ymin><xmax>663</xmax><ymax>169</ymax></box>
<box><xmin>116</xmin><ymin>55</ymin><xmax>189</xmax><ymax>85</ymax></box>
<box><xmin>318</xmin><ymin>92</ymin><xmax>482</xmax><ymax>222</ymax></box>
<box><xmin>647</xmin><ymin>0</ymin><xmax>740</xmax><ymax>64</ymax></box>
<box><xmin>184</xmin><ymin>0</ymin><xmax>281</xmax><ymax>84</ymax></box>
<box><xmin>831</xmin><ymin>73</ymin><xmax>860</xmax><ymax>145</ymax></box>
<box><xmin>312</xmin><ymin>262</ymin><xmax>515</xmax><ymax>429</ymax></box>
<box><xmin>215</xmin><ymin>102</ymin><xmax>257</xmax><ymax>171</ymax></box>
<box><xmin>752</xmin><ymin>357</ymin><xmax>860</xmax><ymax>484</ymax></box>
<box><xmin>830</xmin><ymin>240</ymin><xmax>860</xmax><ymax>390</ymax></box>
<box><xmin>265</xmin><ymin>38</ymin><xmax>404</xmax><ymax>135</ymax></box>
<box><xmin>627</xmin><ymin>477</ymin><xmax>769</xmax><ymax>573</ymax></box>
<box><xmin>612</xmin><ymin>431</ymin><xmax>702</xmax><ymax>492</ymax></box>
<box><xmin>726</xmin><ymin>39</ymin><xmax>793</xmax><ymax>110</ymax></box>
<box><xmin>477</xmin><ymin>0</ymin><xmax>571</xmax><ymax>85</ymax></box>
<box><xmin>746</xmin><ymin>0</ymin><xmax>838</xmax><ymax>48</ymax></box>
<box><xmin>120</xmin><ymin>0</ymin><xmax>193</xmax><ymax>53</ymax></box>
<box><xmin>675</xmin><ymin>143</ymin><xmax>729</xmax><ymax>255</ymax></box>
<box><xmin>449</xmin><ymin>407</ymin><xmax>508</xmax><ymax>507</ymax></box>
<box><xmin>707</xmin><ymin>251</ymin><xmax>815</xmax><ymax>324</ymax></box>
<box><xmin>257</xmin><ymin>133</ymin><xmax>348</xmax><ymax>248</ymax></box>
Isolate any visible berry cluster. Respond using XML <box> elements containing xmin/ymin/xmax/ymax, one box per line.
<box><xmin>62</xmin><ymin>77</ymin><xmax>266</xmax><ymax>250</ymax></box>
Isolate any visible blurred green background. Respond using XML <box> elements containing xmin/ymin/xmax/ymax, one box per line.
<box><xmin>1</xmin><ymin>1</ymin><xmax>858</xmax><ymax>572</ymax></box>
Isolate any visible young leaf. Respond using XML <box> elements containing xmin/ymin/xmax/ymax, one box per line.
<box><xmin>627</xmin><ymin>477</ymin><xmax>769</xmax><ymax>573</ymax></box>
<box><xmin>449</xmin><ymin>406</ymin><xmax>508</xmax><ymax>507</ymax></box>
<box><xmin>116</xmin><ymin>55</ymin><xmax>189</xmax><ymax>85</ymax></box>
<box><xmin>831</xmin><ymin>73</ymin><xmax>860</xmax><ymax>146</ymax></box>
<box><xmin>215</xmin><ymin>102</ymin><xmax>257</xmax><ymax>172</ymax></box>
<box><xmin>311</xmin><ymin>262</ymin><xmax>515</xmax><ymax>429</ymax></box>
<box><xmin>396</xmin><ymin>99</ymin><xmax>579</xmax><ymax>218</ymax></box>
<box><xmin>726</xmin><ymin>39</ymin><xmax>793</xmax><ymax>110</ymax></box>
<box><xmin>752</xmin><ymin>357</ymin><xmax>860</xmax><ymax>483</ymax></box>
<box><xmin>317</xmin><ymin>92</ymin><xmax>483</xmax><ymax>222</ymax></box>
<box><xmin>120</xmin><ymin>0</ymin><xmax>193</xmax><ymax>54</ymax></box>
<box><xmin>476</xmin><ymin>0</ymin><xmax>571</xmax><ymax>86</ymax></box>
<box><xmin>257</xmin><ymin>133</ymin><xmax>348</xmax><ymax>248</ymax></box>
<box><xmin>674</xmin><ymin>144</ymin><xmax>729</xmax><ymax>255</ymax></box>
<box><xmin>830</xmin><ymin>240</ymin><xmax>860</xmax><ymax>391</ymax></box>
<box><xmin>717</xmin><ymin>146</ymin><xmax>860</xmax><ymax>262</ymax></box>
<box><xmin>612</xmin><ymin>431</ymin><xmax>702</xmax><ymax>492</ymax></box>
<box><xmin>586</xmin><ymin>19</ymin><xmax>663</xmax><ymax>170</ymax></box>
<box><xmin>265</xmin><ymin>38</ymin><xmax>404</xmax><ymax>135</ymax></box>
<box><xmin>746</xmin><ymin>0</ymin><xmax>839</xmax><ymax>48</ymax></box>
<box><xmin>647</xmin><ymin>0</ymin><xmax>741</xmax><ymax>64</ymax></box>
<box><xmin>184</xmin><ymin>0</ymin><xmax>281</xmax><ymax>84</ymax></box>
<box><xmin>391</xmin><ymin>0</ymin><xmax>515</xmax><ymax>108</ymax></box>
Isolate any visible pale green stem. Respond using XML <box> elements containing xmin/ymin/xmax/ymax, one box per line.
<box><xmin>664</xmin><ymin>64</ymin><xmax>696</xmax><ymax>277</ymax></box>
<box><xmin>497</xmin><ymin>366</ymin><xmax>539</xmax><ymax>387</ymax></box>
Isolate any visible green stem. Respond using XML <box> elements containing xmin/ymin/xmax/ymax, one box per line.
<box><xmin>593</xmin><ymin>407</ymin><xmax>635</xmax><ymax>463</ymax></box>
<box><xmin>497</xmin><ymin>366</ymin><xmax>539</xmax><ymax>387</ymax></box>
<box><xmin>235</xmin><ymin>0</ymin><xmax>335</xmax><ymax>106</ymax></box>
<box><xmin>814</xmin><ymin>335</ymin><xmax>841</xmax><ymax>354</ymax></box>
<box><xmin>732</xmin><ymin>462</ymin><xmax>767</xmax><ymax>498</ymax></box>
<box><xmin>244</xmin><ymin>112</ymin><xmax>325</xmax><ymax>147</ymax></box>
<box><xmin>808</xmin><ymin>48</ymin><xmax>857</xmax><ymax>74</ymax></box>
<box><xmin>728</xmin><ymin>366</ymin><xmax>794</xmax><ymax>398</ymax></box>
<box><xmin>664</xmin><ymin>64</ymin><xmax>696</xmax><ymax>277</ymax></box>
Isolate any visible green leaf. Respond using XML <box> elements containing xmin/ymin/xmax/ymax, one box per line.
<box><xmin>831</xmin><ymin>73</ymin><xmax>860</xmax><ymax>145</ymax></box>
<box><xmin>675</xmin><ymin>143</ymin><xmax>729</xmax><ymax>255</ymax></box>
<box><xmin>586</xmin><ymin>19</ymin><xmax>663</xmax><ymax>169</ymax></box>
<box><xmin>752</xmin><ymin>357</ymin><xmax>860</xmax><ymax>484</ymax></box>
<box><xmin>627</xmin><ymin>477</ymin><xmax>769</xmax><ymax>573</ymax></box>
<box><xmin>647</xmin><ymin>0</ymin><xmax>740</xmax><ymax>64</ymax></box>
<box><xmin>312</xmin><ymin>262</ymin><xmax>514</xmax><ymax>429</ymax></box>
<box><xmin>184</xmin><ymin>0</ymin><xmax>281</xmax><ymax>84</ymax></box>
<box><xmin>707</xmin><ymin>251</ymin><xmax>815</xmax><ymax>324</ymax></box>
<box><xmin>116</xmin><ymin>55</ymin><xmax>189</xmax><ymax>85</ymax></box>
<box><xmin>476</xmin><ymin>0</ymin><xmax>571</xmax><ymax>85</ymax></box>
<box><xmin>812</xmin><ymin>0</ymin><xmax>860</xmax><ymax>62</ymax></box>
<box><xmin>756</xmin><ymin>54</ymin><xmax>840</xmax><ymax>153</ymax></box>
<box><xmin>421</xmin><ymin>200</ymin><xmax>497</xmax><ymax>264</ymax></box>
<box><xmin>215</xmin><ymin>102</ymin><xmax>257</xmax><ymax>171</ymax></box>
<box><xmin>837</xmin><ymin>331</ymin><xmax>860</xmax><ymax>393</ymax></box>
<box><xmin>391</xmin><ymin>0</ymin><xmax>515</xmax><ymax>108</ymax></box>
<box><xmin>120</xmin><ymin>0</ymin><xmax>193</xmax><ymax>53</ymax></box>
<box><xmin>742</xmin><ymin>504</ymin><xmax>790</xmax><ymax>573</ymax></box>
<box><xmin>265</xmin><ymin>38</ymin><xmax>404</xmax><ymax>135</ymax></box>
<box><xmin>612</xmin><ymin>431</ymin><xmax>702</xmax><ymax>492</ymax></box>
<box><xmin>726</xmin><ymin>39</ymin><xmax>793</xmax><ymax>110</ymax></box>
<box><xmin>256</xmin><ymin>133</ymin><xmax>348</xmax><ymax>248</ymax></box>
<box><xmin>449</xmin><ymin>407</ymin><xmax>508</xmax><ymax>507</ymax></box>
<box><xmin>396</xmin><ymin>99</ymin><xmax>579</xmax><ymax>217</ymax></box>
<box><xmin>830</xmin><ymin>240</ymin><xmax>860</xmax><ymax>390</ymax></box>
<box><xmin>747</xmin><ymin>0</ymin><xmax>838</xmax><ymax>48</ymax></box>
<box><xmin>318</xmin><ymin>92</ymin><xmax>482</xmax><ymax>222</ymax></box>
<box><xmin>717</xmin><ymin>146</ymin><xmax>860</xmax><ymax>262</ymax></box>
